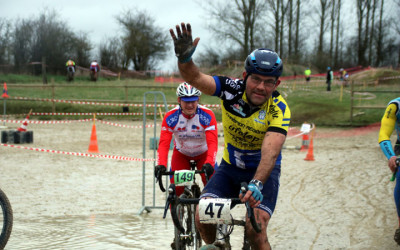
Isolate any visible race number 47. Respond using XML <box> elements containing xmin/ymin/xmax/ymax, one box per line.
<box><xmin>198</xmin><ymin>198</ymin><xmax>232</xmax><ymax>224</ymax></box>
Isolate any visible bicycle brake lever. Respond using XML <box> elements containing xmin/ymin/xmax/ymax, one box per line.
<box><xmin>163</xmin><ymin>198</ymin><xmax>170</xmax><ymax>219</ymax></box>
<box><xmin>157</xmin><ymin>173</ymin><xmax>166</xmax><ymax>192</ymax></box>
<box><xmin>163</xmin><ymin>185</ymin><xmax>176</xmax><ymax>218</ymax></box>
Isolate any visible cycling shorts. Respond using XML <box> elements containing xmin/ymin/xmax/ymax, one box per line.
<box><xmin>200</xmin><ymin>159</ymin><xmax>281</xmax><ymax>216</ymax></box>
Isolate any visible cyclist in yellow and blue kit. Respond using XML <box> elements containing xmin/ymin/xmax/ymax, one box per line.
<box><xmin>169</xmin><ymin>22</ymin><xmax>290</xmax><ymax>249</ymax></box>
<box><xmin>379</xmin><ymin>97</ymin><xmax>400</xmax><ymax>245</ymax></box>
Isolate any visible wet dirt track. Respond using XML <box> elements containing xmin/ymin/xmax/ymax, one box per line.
<box><xmin>1</xmin><ymin>121</ymin><xmax>398</xmax><ymax>249</ymax></box>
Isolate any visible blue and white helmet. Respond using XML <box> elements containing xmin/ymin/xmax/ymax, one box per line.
<box><xmin>176</xmin><ymin>82</ymin><xmax>201</xmax><ymax>102</ymax></box>
<box><xmin>245</xmin><ymin>48</ymin><xmax>283</xmax><ymax>77</ymax></box>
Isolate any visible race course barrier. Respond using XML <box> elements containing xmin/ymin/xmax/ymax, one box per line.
<box><xmin>0</xmin><ymin>119</ymin><xmax>158</xmax><ymax>129</ymax></box>
<box><xmin>11</xmin><ymin>96</ymin><xmax>221</xmax><ymax>108</ymax></box>
<box><xmin>1</xmin><ymin>143</ymin><xmax>155</xmax><ymax>162</ymax></box>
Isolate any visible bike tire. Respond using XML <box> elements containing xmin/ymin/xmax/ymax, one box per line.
<box><xmin>174</xmin><ymin>203</ymin><xmax>190</xmax><ymax>250</ymax></box>
<box><xmin>173</xmin><ymin>202</ymin><xmax>201</xmax><ymax>249</ymax></box>
<box><xmin>0</xmin><ymin>188</ymin><xmax>13</xmax><ymax>249</ymax></box>
<box><xmin>67</xmin><ymin>70</ymin><xmax>74</xmax><ymax>82</ymax></box>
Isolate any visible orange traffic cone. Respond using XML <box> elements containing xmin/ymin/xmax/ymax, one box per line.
<box><xmin>18</xmin><ymin>109</ymin><xmax>32</xmax><ymax>132</ymax></box>
<box><xmin>300</xmin><ymin>133</ymin><xmax>309</xmax><ymax>151</ymax></box>
<box><xmin>87</xmin><ymin>116</ymin><xmax>99</xmax><ymax>153</ymax></box>
<box><xmin>304</xmin><ymin>135</ymin><xmax>315</xmax><ymax>161</ymax></box>
<box><xmin>2</xmin><ymin>82</ymin><xmax>9</xmax><ymax>98</ymax></box>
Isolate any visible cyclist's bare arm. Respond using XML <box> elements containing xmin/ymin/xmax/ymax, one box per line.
<box><xmin>178</xmin><ymin>61</ymin><xmax>216</xmax><ymax>96</ymax></box>
<box><xmin>241</xmin><ymin>131</ymin><xmax>286</xmax><ymax>207</ymax></box>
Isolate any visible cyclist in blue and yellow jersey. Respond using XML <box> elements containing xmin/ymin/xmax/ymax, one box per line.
<box><xmin>170</xmin><ymin>23</ymin><xmax>290</xmax><ymax>249</ymax></box>
<box><xmin>379</xmin><ymin>97</ymin><xmax>400</xmax><ymax>245</ymax></box>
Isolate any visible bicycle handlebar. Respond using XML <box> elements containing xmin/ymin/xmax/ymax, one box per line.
<box><xmin>166</xmin><ymin>182</ymin><xmax>261</xmax><ymax>233</ymax></box>
<box><xmin>156</xmin><ymin>160</ymin><xmax>210</xmax><ymax>192</ymax></box>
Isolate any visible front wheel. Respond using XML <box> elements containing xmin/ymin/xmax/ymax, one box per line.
<box><xmin>173</xmin><ymin>202</ymin><xmax>201</xmax><ymax>249</ymax></box>
<box><xmin>0</xmin><ymin>188</ymin><xmax>13</xmax><ymax>249</ymax></box>
<box><xmin>90</xmin><ymin>71</ymin><xmax>98</xmax><ymax>81</ymax></box>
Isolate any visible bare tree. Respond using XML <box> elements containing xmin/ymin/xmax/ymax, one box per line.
<box><xmin>367</xmin><ymin>0</ymin><xmax>378</xmax><ymax>65</ymax></box>
<box><xmin>334</xmin><ymin>0</ymin><xmax>342</xmax><ymax>67</ymax></box>
<box><xmin>287</xmin><ymin>0</ymin><xmax>294</xmax><ymax>58</ymax></box>
<box><xmin>116</xmin><ymin>9</ymin><xmax>170</xmax><ymax>71</ymax></box>
<box><xmin>356</xmin><ymin>0</ymin><xmax>370</xmax><ymax>66</ymax></box>
<box><xmin>100</xmin><ymin>37</ymin><xmax>123</xmax><ymax>71</ymax></box>
<box><xmin>316</xmin><ymin>0</ymin><xmax>331</xmax><ymax>56</ymax></box>
<box><xmin>0</xmin><ymin>19</ymin><xmax>12</xmax><ymax>66</ymax></box>
<box><xmin>204</xmin><ymin>0</ymin><xmax>268</xmax><ymax>59</ymax></box>
<box><xmin>293</xmin><ymin>0</ymin><xmax>310</xmax><ymax>63</ymax></box>
<box><xmin>375</xmin><ymin>0</ymin><xmax>385</xmax><ymax>66</ymax></box>
<box><xmin>267</xmin><ymin>0</ymin><xmax>281</xmax><ymax>52</ymax></box>
<box><xmin>396</xmin><ymin>0</ymin><xmax>400</xmax><ymax>67</ymax></box>
<box><xmin>29</xmin><ymin>9</ymin><xmax>81</xmax><ymax>74</ymax></box>
<box><xmin>12</xmin><ymin>19</ymin><xmax>34</xmax><ymax>72</ymax></box>
<box><xmin>279</xmin><ymin>0</ymin><xmax>290</xmax><ymax>56</ymax></box>
<box><xmin>294</xmin><ymin>0</ymin><xmax>301</xmax><ymax>58</ymax></box>
<box><xmin>74</xmin><ymin>32</ymin><xmax>92</xmax><ymax>68</ymax></box>
<box><xmin>329</xmin><ymin>0</ymin><xmax>336</xmax><ymax>60</ymax></box>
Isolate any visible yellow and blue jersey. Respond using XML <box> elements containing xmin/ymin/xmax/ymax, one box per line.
<box><xmin>379</xmin><ymin>97</ymin><xmax>400</xmax><ymax>159</ymax></box>
<box><xmin>212</xmin><ymin>76</ymin><xmax>291</xmax><ymax>169</ymax></box>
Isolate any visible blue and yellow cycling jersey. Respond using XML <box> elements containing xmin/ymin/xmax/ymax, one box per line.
<box><xmin>379</xmin><ymin>97</ymin><xmax>400</xmax><ymax>159</ymax></box>
<box><xmin>212</xmin><ymin>76</ymin><xmax>291</xmax><ymax>169</ymax></box>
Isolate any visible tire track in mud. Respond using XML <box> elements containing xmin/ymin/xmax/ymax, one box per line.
<box><xmin>289</xmin><ymin>173</ymin><xmax>321</xmax><ymax>249</ymax></box>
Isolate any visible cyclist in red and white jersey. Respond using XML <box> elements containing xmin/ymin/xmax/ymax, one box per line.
<box><xmin>155</xmin><ymin>82</ymin><xmax>218</xmax><ymax>196</ymax></box>
<box><xmin>90</xmin><ymin>60</ymin><xmax>100</xmax><ymax>72</ymax></box>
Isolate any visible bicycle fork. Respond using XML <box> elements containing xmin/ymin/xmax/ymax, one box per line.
<box><xmin>214</xmin><ymin>224</ymin><xmax>231</xmax><ymax>249</ymax></box>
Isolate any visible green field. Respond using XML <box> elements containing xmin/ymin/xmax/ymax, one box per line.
<box><xmin>0</xmin><ymin>69</ymin><xmax>399</xmax><ymax>127</ymax></box>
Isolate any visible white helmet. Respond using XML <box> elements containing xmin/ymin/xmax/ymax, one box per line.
<box><xmin>176</xmin><ymin>82</ymin><xmax>201</xmax><ymax>101</ymax></box>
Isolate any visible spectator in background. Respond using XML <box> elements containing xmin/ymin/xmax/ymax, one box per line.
<box><xmin>304</xmin><ymin>67</ymin><xmax>311</xmax><ymax>82</ymax></box>
<box><xmin>326</xmin><ymin>67</ymin><xmax>333</xmax><ymax>91</ymax></box>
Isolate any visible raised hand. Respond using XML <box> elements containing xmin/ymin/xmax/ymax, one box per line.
<box><xmin>169</xmin><ymin>22</ymin><xmax>200</xmax><ymax>63</ymax></box>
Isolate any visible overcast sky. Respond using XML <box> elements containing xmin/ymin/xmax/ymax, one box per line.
<box><xmin>0</xmin><ymin>0</ymin><xmax>212</xmax><ymax>72</ymax></box>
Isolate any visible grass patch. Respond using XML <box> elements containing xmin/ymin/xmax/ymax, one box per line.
<box><xmin>1</xmin><ymin>67</ymin><xmax>399</xmax><ymax>127</ymax></box>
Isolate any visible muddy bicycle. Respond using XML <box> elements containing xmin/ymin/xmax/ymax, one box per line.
<box><xmin>156</xmin><ymin>160</ymin><xmax>211</xmax><ymax>250</ymax></box>
<box><xmin>66</xmin><ymin>66</ymin><xmax>74</xmax><ymax>82</ymax></box>
<box><xmin>0</xmin><ymin>188</ymin><xmax>13</xmax><ymax>249</ymax></box>
<box><xmin>90</xmin><ymin>69</ymin><xmax>98</xmax><ymax>81</ymax></box>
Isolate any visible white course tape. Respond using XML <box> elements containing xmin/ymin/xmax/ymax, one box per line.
<box><xmin>1</xmin><ymin>143</ymin><xmax>155</xmax><ymax>162</ymax></box>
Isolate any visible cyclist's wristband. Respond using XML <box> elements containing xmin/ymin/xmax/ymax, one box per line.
<box><xmin>250</xmin><ymin>179</ymin><xmax>263</xmax><ymax>191</ymax></box>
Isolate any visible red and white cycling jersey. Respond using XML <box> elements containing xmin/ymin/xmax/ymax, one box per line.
<box><xmin>157</xmin><ymin>105</ymin><xmax>218</xmax><ymax>167</ymax></box>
